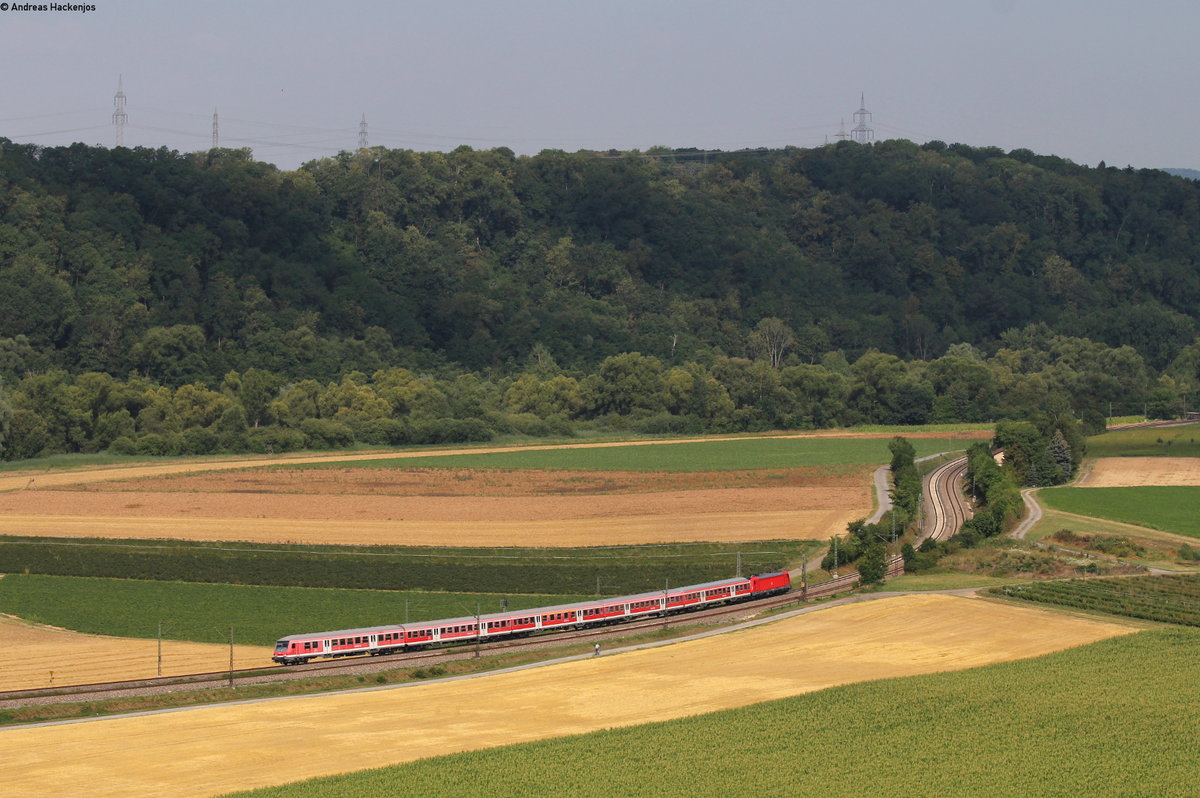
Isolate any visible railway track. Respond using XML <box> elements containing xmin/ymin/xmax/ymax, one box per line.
<box><xmin>922</xmin><ymin>455</ymin><xmax>972</xmax><ymax>544</ymax></box>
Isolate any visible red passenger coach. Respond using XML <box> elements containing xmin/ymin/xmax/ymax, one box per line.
<box><xmin>272</xmin><ymin>571</ymin><xmax>792</xmax><ymax>665</ymax></box>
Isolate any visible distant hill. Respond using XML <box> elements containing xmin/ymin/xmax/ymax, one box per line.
<box><xmin>1161</xmin><ymin>167</ymin><xmax>1200</xmax><ymax>180</ymax></box>
<box><xmin>1</xmin><ymin>138</ymin><xmax>1199</xmax><ymax>383</ymax></box>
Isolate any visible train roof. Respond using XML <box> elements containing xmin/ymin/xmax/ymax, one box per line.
<box><xmin>500</xmin><ymin>575</ymin><xmax>755</xmax><ymax>618</ymax></box>
<box><xmin>276</xmin><ymin>623</ymin><xmax>402</xmax><ymax>642</ymax></box>
<box><xmin>274</xmin><ymin>574</ymin><xmax>776</xmax><ymax>641</ymax></box>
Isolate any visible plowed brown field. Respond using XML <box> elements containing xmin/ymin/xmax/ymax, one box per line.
<box><xmin>0</xmin><ymin>594</ymin><xmax>1134</xmax><ymax>798</ymax></box>
<box><xmin>0</xmin><ymin>440</ymin><xmax>881</xmax><ymax>545</ymax></box>
<box><xmin>1077</xmin><ymin>456</ymin><xmax>1200</xmax><ymax>487</ymax></box>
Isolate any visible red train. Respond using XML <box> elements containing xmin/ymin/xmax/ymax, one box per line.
<box><xmin>272</xmin><ymin>571</ymin><xmax>791</xmax><ymax>665</ymax></box>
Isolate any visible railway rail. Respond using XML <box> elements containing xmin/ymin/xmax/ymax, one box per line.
<box><xmin>922</xmin><ymin>455</ymin><xmax>972</xmax><ymax>544</ymax></box>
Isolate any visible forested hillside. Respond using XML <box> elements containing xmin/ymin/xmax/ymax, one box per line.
<box><xmin>0</xmin><ymin>137</ymin><xmax>1198</xmax><ymax>459</ymax></box>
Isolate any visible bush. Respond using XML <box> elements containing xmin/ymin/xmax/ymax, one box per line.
<box><xmin>1179</xmin><ymin>543</ymin><xmax>1199</xmax><ymax>562</ymax></box>
<box><xmin>106</xmin><ymin>436</ymin><xmax>137</xmax><ymax>456</ymax></box>
<box><xmin>352</xmin><ymin>417</ymin><xmax>409</xmax><ymax>446</ymax></box>
<box><xmin>134</xmin><ymin>433</ymin><xmax>181</xmax><ymax>456</ymax></box>
<box><xmin>299</xmin><ymin>417</ymin><xmax>355</xmax><ymax>449</ymax></box>
<box><xmin>410</xmin><ymin>417</ymin><xmax>493</xmax><ymax>445</ymax></box>
<box><xmin>245</xmin><ymin>426</ymin><xmax>308</xmax><ymax>454</ymax></box>
<box><xmin>179</xmin><ymin>427</ymin><xmax>220</xmax><ymax>455</ymax></box>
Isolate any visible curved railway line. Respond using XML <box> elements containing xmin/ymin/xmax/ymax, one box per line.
<box><xmin>922</xmin><ymin>455</ymin><xmax>972</xmax><ymax>544</ymax></box>
<box><xmin>1</xmin><ymin>447</ymin><xmax>977</xmax><ymax>711</ymax></box>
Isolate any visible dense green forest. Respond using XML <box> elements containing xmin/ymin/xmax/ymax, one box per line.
<box><xmin>0</xmin><ymin>137</ymin><xmax>1198</xmax><ymax>458</ymax></box>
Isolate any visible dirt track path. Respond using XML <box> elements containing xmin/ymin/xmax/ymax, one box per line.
<box><xmin>0</xmin><ymin>593</ymin><xmax>1133</xmax><ymax>798</ymax></box>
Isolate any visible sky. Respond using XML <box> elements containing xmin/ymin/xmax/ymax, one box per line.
<box><xmin>0</xmin><ymin>0</ymin><xmax>1197</xmax><ymax>171</ymax></box>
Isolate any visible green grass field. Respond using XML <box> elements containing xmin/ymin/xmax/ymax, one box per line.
<box><xmin>225</xmin><ymin>627</ymin><xmax>1199</xmax><ymax>798</ymax></box>
<box><xmin>1038</xmin><ymin>486</ymin><xmax>1200</xmax><ymax>540</ymax></box>
<box><xmin>1086</xmin><ymin>423</ymin><xmax>1200</xmax><ymax>458</ymax></box>
<box><xmin>0</xmin><ymin>575</ymin><xmax>590</xmax><ymax>646</ymax></box>
<box><xmin>292</xmin><ymin>436</ymin><xmax>961</xmax><ymax>472</ymax></box>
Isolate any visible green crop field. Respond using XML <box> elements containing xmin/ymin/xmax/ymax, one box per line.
<box><xmin>990</xmin><ymin>575</ymin><xmax>1200</xmax><ymax>626</ymax></box>
<box><xmin>1086</xmin><ymin>423</ymin><xmax>1200</xmax><ymax>458</ymax></box>
<box><xmin>0</xmin><ymin>574</ymin><xmax>590</xmax><ymax>647</ymax></box>
<box><xmin>226</xmin><ymin>627</ymin><xmax>1199</xmax><ymax>798</ymax></box>
<box><xmin>1038</xmin><ymin>486</ymin><xmax>1200</xmax><ymax>540</ymax></box>
<box><xmin>0</xmin><ymin>536</ymin><xmax>813</xmax><ymax>595</ymax></box>
<box><xmin>295</xmin><ymin>436</ymin><xmax>960</xmax><ymax>472</ymax></box>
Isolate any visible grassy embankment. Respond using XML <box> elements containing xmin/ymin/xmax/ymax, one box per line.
<box><xmin>224</xmin><ymin>626</ymin><xmax>1199</xmax><ymax>798</ymax></box>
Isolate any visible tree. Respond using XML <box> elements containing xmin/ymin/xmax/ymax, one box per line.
<box><xmin>1048</xmin><ymin>429</ymin><xmax>1074</xmax><ymax>481</ymax></box>
<box><xmin>857</xmin><ymin>543</ymin><xmax>887</xmax><ymax>585</ymax></box>
<box><xmin>748</xmin><ymin>317</ymin><xmax>796</xmax><ymax>368</ymax></box>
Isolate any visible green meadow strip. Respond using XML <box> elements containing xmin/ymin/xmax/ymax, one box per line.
<box><xmin>1086</xmin><ymin>423</ymin><xmax>1200</xmax><ymax>458</ymax></box>
<box><xmin>286</xmin><ymin>437</ymin><xmax>957</xmax><ymax>472</ymax></box>
<box><xmin>0</xmin><ymin>574</ymin><xmax>591</xmax><ymax>647</ymax></box>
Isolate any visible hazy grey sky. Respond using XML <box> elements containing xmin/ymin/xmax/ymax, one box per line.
<box><xmin>1</xmin><ymin>0</ymin><xmax>1196</xmax><ymax>170</ymax></box>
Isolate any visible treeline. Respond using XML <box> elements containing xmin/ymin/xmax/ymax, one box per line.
<box><xmin>3</xmin><ymin>138</ymin><xmax>1200</xmax><ymax>388</ymax></box>
<box><xmin>0</xmin><ymin>328</ymin><xmax>1184</xmax><ymax>460</ymax></box>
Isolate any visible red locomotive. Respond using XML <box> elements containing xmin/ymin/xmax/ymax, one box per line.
<box><xmin>272</xmin><ymin>571</ymin><xmax>791</xmax><ymax>665</ymax></box>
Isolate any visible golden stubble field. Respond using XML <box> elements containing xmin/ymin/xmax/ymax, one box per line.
<box><xmin>0</xmin><ymin>612</ymin><xmax>268</xmax><ymax>691</ymax></box>
<box><xmin>1076</xmin><ymin>456</ymin><xmax>1200</xmax><ymax>487</ymax></box>
<box><xmin>0</xmin><ymin>594</ymin><xmax>1135</xmax><ymax>798</ymax></box>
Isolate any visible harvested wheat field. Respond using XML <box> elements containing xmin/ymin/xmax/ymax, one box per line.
<box><xmin>0</xmin><ymin>594</ymin><xmax>1134</xmax><ymax>798</ymax></box>
<box><xmin>0</xmin><ymin>614</ymin><xmax>267</xmax><ymax>691</ymax></box>
<box><xmin>1078</xmin><ymin>457</ymin><xmax>1200</xmax><ymax>487</ymax></box>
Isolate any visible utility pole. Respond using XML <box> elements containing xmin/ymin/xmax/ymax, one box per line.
<box><xmin>358</xmin><ymin>113</ymin><xmax>368</xmax><ymax>149</ymax></box>
<box><xmin>212</xmin><ymin>108</ymin><xmax>219</xmax><ymax>149</ymax></box>
<box><xmin>801</xmin><ymin>559</ymin><xmax>808</xmax><ymax>600</ymax></box>
<box><xmin>228</xmin><ymin>626</ymin><xmax>235</xmax><ymax>689</ymax></box>
<box><xmin>736</xmin><ymin>550</ymin><xmax>742</xmax><ymax>578</ymax></box>
<box><xmin>474</xmin><ymin>602</ymin><xmax>481</xmax><ymax>659</ymax></box>
<box><xmin>663</xmin><ymin>579</ymin><xmax>669</xmax><ymax>630</ymax></box>
<box><xmin>157</xmin><ymin>620</ymin><xmax>163</xmax><ymax>677</ymax></box>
